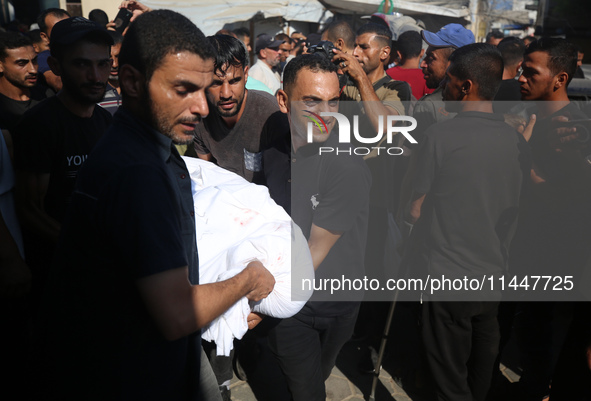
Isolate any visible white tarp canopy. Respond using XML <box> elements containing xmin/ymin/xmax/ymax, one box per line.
<box><xmin>318</xmin><ymin>0</ymin><xmax>470</xmax><ymax>18</ymax></box>
<box><xmin>143</xmin><ymin>0</ymin><xmax>332</xmax><ymax>35</ymax></box>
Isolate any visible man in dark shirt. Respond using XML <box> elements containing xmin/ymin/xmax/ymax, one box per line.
<box><xmin>407</xmin><ymin>43</ymin><xmax>530</xmax><ymax>401</ymax></box>
<box><xmin>397</xmin><ymin>23</ymin><xmax>474</xmax><ymax>229</ymax></box>
<box><xmin>35</xmin><ymin>8</ymin><xmax>70</xmax><ymax>93</ymax></box>
<box><xmin>194</xmin><ymin>34</ymin><xmax>289</xmax><ymax>185</ymax></box>
<box><xmin>0</xmin><ymin>32</ymin><xmax>45</xmax><ymax>130</ymax></box>
<box><xmin>38</xmin><ymin>10</ymin><xmax>275</xmax><ymax>400</ymax></box>
<box><xmin>493</xmin><ymin>37</ymin><xmax>525</xmax><ymax>112</ymax></box>
<box><xmin>13</xmin><ymin>18</ymin><xmax>113</xmax><ymax>275</ymax></box>
<box><xmin>510</xmin><ymin>37</ymin><xmax>591</xmax><ymax>401</ymax></box>
<box><xmin>268</xmin><ymin>54</ymin><xmax>371</xmax><ymax>401</ymax></box>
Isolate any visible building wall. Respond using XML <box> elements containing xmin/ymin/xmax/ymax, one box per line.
<box><xmin>59</xmin><ymin>0</ymin><xmax>121</xmax><ymax>20</ymax></box>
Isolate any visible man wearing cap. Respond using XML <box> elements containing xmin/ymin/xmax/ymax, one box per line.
<box><xmin>12</xmin><ymin>17</ymin><xmax>113</xmax><ymax>293</ymax></box>
<box><xmin>397</xmin><ymin>23</ymin><xmax>474</xmax><ymax>230</ymax></box>
<box><xmin>249</xmin><ymin>34</ymin><xmax>283</xmax><ymax>94</ymax></box>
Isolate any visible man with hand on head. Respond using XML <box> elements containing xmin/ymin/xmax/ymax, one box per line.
<box><xmin>268</xmin><ymin>54</ymin><xmax>371</xmax><ymax>401</ymax></box>
<box><xmin>38</xmin><ymin>10</ymin><xmax>274</xmax><ymax>400</ymax></box>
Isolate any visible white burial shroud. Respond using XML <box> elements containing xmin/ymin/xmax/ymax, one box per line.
<box><xmin>183</xmin><ymin>157</ymin><xmax>314</xmax><ymax>356</ymax></box>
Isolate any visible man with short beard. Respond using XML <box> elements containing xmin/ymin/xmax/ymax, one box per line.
<box><xmin>248</xmin><ymin>34</ymin><xmax>283</xmax><ymax>94</ymax></box>
<box><xmin>12</xmin><ymin>17</ymin><xmax>113</xmax><ymax>285</ymax></box>
<box><xmin>36</xmin><ymin>10</ymin><xmax>274</xmax><ymax>400</ymax></box>
<box><xmin>194</xmin><ymin>34</ymin><xmax>289</xmax><ymax>186</ymax></box>
<box><xmin>0</xmin><ymin>32</ymin><xmax>46</xmax><ymax>130</ymax></box>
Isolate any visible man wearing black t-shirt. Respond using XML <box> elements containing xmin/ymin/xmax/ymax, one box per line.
<box><xmin>37</xmin><ymin>11</ymin><xmax>275</xmax><ymax>400</ymax></box>
<box><xmin>407</xmin><ymin>44</ymin><xmax>530</xmax><ymax>401</ymax></box>
<box><xmin>510</xmin><ymin>38</ymin><xmax>591</xmax><ymax>401</ymax></box>
<box><xmin>493</xmin><ymin>37</ymin><xmax>525</xmax><ymax>113</ymax></box>
<box><xmin>194</xmin><ymin>34</ymin><xmax>289</xmax><ymax>186</ymax></box>
<box><xmin>269</xmin><ymin>54</ymin><xmax>371</xmax><ymax>401</ymax></box>
<box><xmin>12</xmin><ymin>18</ymin><xmax>113</xmax><ymax>299</ymax></box>
<box><xmin>0</xmin><ymin>32</ymin><xmax>46</xmax><ymax>130</ymax></box>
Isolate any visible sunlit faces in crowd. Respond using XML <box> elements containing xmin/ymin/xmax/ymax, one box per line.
<box><xmin>147</xmin><ymin>52</ymin><xmax>213</xmax><ymax>145</ymax></box>
<box><xmin>0</xmin><ymin>45</ymin><xmax>38</xmax><ymax>89</ymax></box>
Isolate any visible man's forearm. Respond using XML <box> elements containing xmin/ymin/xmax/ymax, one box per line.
<box><xmin>137</xmin><ymin>260</ymin><xmax>274</xmax><ymax>341</ymax></box>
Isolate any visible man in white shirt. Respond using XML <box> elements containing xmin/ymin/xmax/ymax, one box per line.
<box><xmin>249</xmin><ymin>34</ymin><xmax>283</xmax><ymax>94</ymax></box>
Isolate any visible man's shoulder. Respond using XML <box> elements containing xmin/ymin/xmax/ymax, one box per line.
<box><xmin>418</xmin><ymin>87</ymin><xmax>443</xmax><ymax>103</ymax></box>
<box><xmin>247</xmin><ymin>89</ymin><xmax>280</xmax><ymax>108</ymax></box>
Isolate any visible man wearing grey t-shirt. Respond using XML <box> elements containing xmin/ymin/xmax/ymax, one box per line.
<box><xmin>194</xmin><ymin>34</ymin><xmax>289</xmax><ymax>185</ymax></box>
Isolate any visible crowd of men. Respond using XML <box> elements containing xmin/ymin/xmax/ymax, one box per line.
<box><xmin>1</xmin><ymin>1</ymin><xmax>590</xmax><ymax>401</ymax></box>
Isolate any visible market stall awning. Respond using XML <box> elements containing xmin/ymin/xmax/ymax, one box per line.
<box><xmin>143</xmin><ymin>0</ymin><xmax>332</xmax><ymax>35</ymax></box>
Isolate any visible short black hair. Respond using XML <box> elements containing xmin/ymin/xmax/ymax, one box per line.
<box><xmin>207</xmin><ymin>34</ymin><xmax>248</xmax><ymax>75</ymax></box>
<box><xmin>25</xmin><ymin>29</ymin><xmax>43</xmax><ymax>45</ymax></box>
<box><xmin>356</xmin><ymin>23</ymin><xmax>392</xmax><ymax>48</ymax></box>
<box><xmin>497</xmin><ymin>36</ymin><xmax>525</xmax><ymax>68</ymax></box>
<box><xmin>88</xmin><ymin>9</ymin><xmax>109</xmax><ymax>27</ymax></box>
<box><xmin>486</xmin><ymin>30</ymin><xmax>504</xmax><ymax>42</ymax></box>
<box><xmin>0</xmin><ymin>32</ymin><xmax>34</xmax><ymax>61</ymax></box>
<box><xmin>119</xmin><ymin>10</ymin><xmax>215</xmax><ymax>83</ymax></box>
<box><xmin>322</xmin><ymin>20</ymin><xmax>355</xmax><ymax>50</ymax></box>
<box><xmin>396</xmin><ymin>30</ymin><xmax>423</xmax><ymax>60</ymax></box>
<box><xmin>233</xmin><ymin>27</ymin><xmax>250</xmax><ymax>42</ymax></box>
<box><xmin>283</xmin><ymin>53</ymin><xmax>338</xmax><ymax>94</ymax></box>
<box><xmin>525</xmin><ymin>37</ymin><xmax>578</xmax><ymax>84</ymax></box>
<box><xmin>275</xmin><ymin>33</ymin><xmax>292</xmax><ymax>45</ymax></box>
<box><xmin>36</xmin><ymin>8</ymin><xmax>70</xmax><ymax>35</ymax></box>
<box><xmin>448</xmin><ymin>43</ymin><xmax>503</xmax><ymax>100</ymax></box>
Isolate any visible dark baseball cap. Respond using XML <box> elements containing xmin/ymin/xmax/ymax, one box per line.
<box><xmin>255</xmin><ymin>34</ymin><xmax>284</xmax><ymax>53</ymax></box>
<box><xmin>51</xmin><ymin>16</ymin><xmax>114</xmax><ymax>46</ymax></box>
<box><xmin>421</xmin><ymin>23</ymin><xmax>474</xmax><ymax>49</ymax></box>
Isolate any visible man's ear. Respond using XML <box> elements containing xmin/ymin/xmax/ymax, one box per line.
<box><xmin>380</xmin><ymin>45</ymin><xmax>391</xmax><ymax>62</ymax></box>
<box><xmin>119</xmin><ymin>64</ymin><xmax>145</xmax><ymax>99</ymax></box>
<box><xmin>554</xmin><ymin>71</ymin><xmax>568</xmax><ymax>90</ymax></box>
<box><xmin>336</xmin><ymin>38</ymin><xmax>345</xmax><ymax>52</ymax></box>
<box><xmin>40</xmin><ymin>32</ymin><xmax>50</xmax><ymax>46</ymax></box>
<box><xmin>47</xmin><ymin>56</ymin><xmax>61</xmax><ymax>76</ymax></box>
<box><xmin>462</xmin><ymin>79</ymin><xmax>473</xmax><ymax>96</ymax></box>
<box><xmin>276</xmin><ymin>89</ymin><xmax>289</xmax><ymax>114</ymax></box>
<box><xmin>243</xmin><ymin>65</ymin><xmax>249</xmax><ymax>81</ymax></box>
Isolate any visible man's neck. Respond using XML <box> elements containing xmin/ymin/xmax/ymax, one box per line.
<box><xmin>367</xmin><ymin>67</ymin><xmax>385</xmax><ymax>84</ymax></box>
<box><xmin>57</xmin><ymin>91</ymin><xmax>96</xmax><ymax>118</ymax></box>
<box><xmin>0</xmin><ymin>79</ymin><xmax>31</xmax><ymax>101</ymax></box>
<box><xmin>537</xmin><ymin>93</ymin><xmax>570</xmax><ymax>119</ymax></box>
<box><xmin>459</xmin><ymin>96</ymin><xmax>494</xmax><ymax>113</ymax></box>
<box><xmin>398</xmin><ymin>57</ymin><xmax>421</xmax><ymax>69</ymax></box>
<box><xmin>109</xmin><ymin>79</ymin><xmax>121</xmax><ymax>93</ymax></box>
<box><xmin>221</xmin><ymin>89</ymin><xmax>248</xmax><ymax>128</ymax></box>
<box><xmin>502</xmin><ymin>66</ymin><xmax>519</xmax><ymax>80</ymax></box>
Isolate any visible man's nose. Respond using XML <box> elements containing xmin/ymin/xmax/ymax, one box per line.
<box><xmin>190</xmin><ymin>91</ymin><xmax>209</xmax><ymax>119</ymax></box>
<box><xmin>220</xmin><ymin>82</ymin><xmax>232</xmax><ymax>99</ymax></box>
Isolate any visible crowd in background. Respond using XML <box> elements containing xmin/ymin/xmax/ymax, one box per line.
<box><xmin>1</xmin><ymin>1</ymin><xmax>590</xmax><ymax>400</ymax></box>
